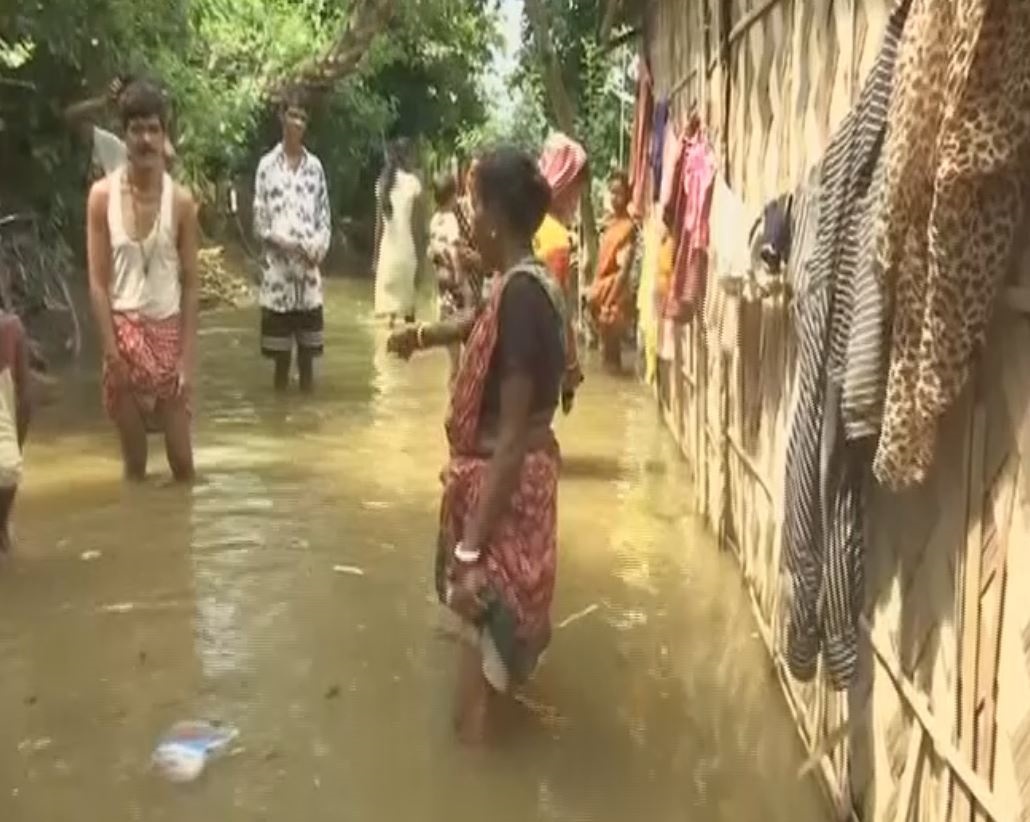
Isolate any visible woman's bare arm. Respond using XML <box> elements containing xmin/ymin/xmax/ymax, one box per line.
<box><xmin>421</xmin><ymin>310</ymin><xmax>477</xmax><ymax>347</ymax></box>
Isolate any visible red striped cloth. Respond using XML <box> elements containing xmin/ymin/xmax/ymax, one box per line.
<box><xmin>103</xmin><ymin>313</ymin><xmax>186</xmax><ymax>426</ymax></box>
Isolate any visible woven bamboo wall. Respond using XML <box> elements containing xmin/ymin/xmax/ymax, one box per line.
<box><xmin>641</xmin><ymin>1</ymin><xmax>1030</xmax><ymax>819</ymax></box>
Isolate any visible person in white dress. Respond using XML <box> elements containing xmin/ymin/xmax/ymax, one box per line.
<box><xmin>373</xmin><ymin>139</ymin><xmax>425</xmax><ymax>326</ymax></box>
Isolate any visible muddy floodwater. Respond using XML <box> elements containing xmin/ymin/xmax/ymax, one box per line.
<box><xmin>0</xmin><ymin>280</ymin><xmax>827</xmax><ymax>821</ymax></box>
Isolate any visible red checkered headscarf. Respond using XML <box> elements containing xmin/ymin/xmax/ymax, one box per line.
<box><xmin>538</xmin><ymin>133</ymin><xmax>587</xmax><ymax>199</ymax></box>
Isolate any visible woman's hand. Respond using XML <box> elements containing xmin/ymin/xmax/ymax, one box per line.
<box><xmin>449</xmin><ymin>566</ymin><xmax>488</xmax><ymax>622</ymax></box>
<box><xmin>387</xmin><ymin>325</ymin><xmax>419</xmax><ymax>360</ymax></box>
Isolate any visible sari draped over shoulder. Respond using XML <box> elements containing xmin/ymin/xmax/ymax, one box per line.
<box><xmin>436</xmin><ymin>259</ymin><xmax>563</xmax><ymax>688</ymax></box>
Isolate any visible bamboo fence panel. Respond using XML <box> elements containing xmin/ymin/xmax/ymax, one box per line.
<box><xmin>640</xmin><ymin>0</ymin><xmax>1029</xmax><ymax>819</ymax></box>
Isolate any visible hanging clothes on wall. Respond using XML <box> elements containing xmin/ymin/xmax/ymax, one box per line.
<box><xmin>655</xmin><ymin>121</ymin><xmax>686</xmax><ymax>364</ymax></box>
<box><xmin>637</xmin><ymin>213</ymin><xmax>669</xmax><ymax>384</ymax></box>
<box><xmin>781</xmin><ymin>0</ymin><xmax>911</xmax><ymax>691</ymax></box>
<box><xmin>664</xmin><ymin>131</ymin><xmax>717</xmax><ymax>323</ymax></box>
<box><xmin>658</xmin><ymin>121</ymin><xmax>684</xmax><ymax>219</ymax></box>
<box><xmin>704</xmin><ymin>177</ymin><xmax>754</xmax><ymax>364</ymax></box>
<box><xmin>650</xmin><ymin>100</ymin><xmax>671</xmax><ymax>203</ymax></box>
<box><xmin>872</xmin><ymin>0</ymin><xmax>1030</xmax><ymax>490</ymax></box>
<box><xmin>629</xmin><ymin>60</ymin><xmax>654</xmax><ymax>217</ymax></box>
<box><xmin>708</xmin><ymin>177</ymin><xmax>753</xmax><ymax>298</ymax></box>
<box><xmin>840</xmin><ymin>157</ymin><xmax>889</xmax><ymax>442</ymax></box>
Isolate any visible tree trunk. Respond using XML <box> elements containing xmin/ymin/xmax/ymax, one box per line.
<box><xmin>265</xmin><ymin>0</ymin><xmax>395</xmax><ymax>102</ymax></box>
<box><xmin>523</xmin><ymin>0</ymin><xmax>599</xmax><ymax>301</ymax></box>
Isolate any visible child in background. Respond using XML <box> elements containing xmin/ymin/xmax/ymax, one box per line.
<box><xmin>0</xmin><ymin>312</ymin><xmax>31</xmax><ymax>556</ymax></box>
<box><xmin>428</xmin><ymin>173</ymin><xmax>467</xmax><ymax>387</ymax></box>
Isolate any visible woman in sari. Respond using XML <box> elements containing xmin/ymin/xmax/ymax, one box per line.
<box><xmin>586</xmin><ymin>171</ymin><xmax>638</xmax><ymax>372</ymax></box>
<box><xmin>387</xmin><ymin>148</ymin><xmax>564</xmax><ymax>743</ymax></box>
<box><xmin>535</xmin><ymin>132</ymin><xmax>588</xmax><ymax>413</ymax></box>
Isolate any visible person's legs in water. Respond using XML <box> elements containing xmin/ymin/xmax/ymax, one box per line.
<box><xmin>261</xmin><ymin>308</ymin><xmax>295</xmax><ymax>392</ymax></box>
<box><xmin>0</xmin><ymin>486</ymin><xmax>16</xmax><ymax>554</ymax></box>
<box><xmin>161</xmin><ymin>395</ymin><xmax>194</xmax><ymax>482</ymax></box>
<box><xmin>455</xmin><ymin>641</ymin><xmax>493</xmax><ymax>744</ymax></box>
<box><xmin>296</xmin><ymin>307</ymin><xmax>324</xmax><ymax>394</ymax></box>
<box><xmin>273</xmin><ymin>351</ymin><xmax>292</xmax><ymax>392</ymax></box>
<box><xmin>110</xmin><ymin>389</ymin><xmax>148</xmax><ymax>480</ymax></box>
<box><xmin>602</xmin><ymin>331</ymin><xmax>622</xmax><ymax>372</ymax></box>
<box><xmin>298</xmin><ymin>350</ymin><xmax>315</xmax><ymax>394</ymax></box>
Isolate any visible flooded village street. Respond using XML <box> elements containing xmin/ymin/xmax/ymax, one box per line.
<box><xmin>0</xmin><ymin>280</ymin><xmax>826</xmax><ymax>821</ymax></box>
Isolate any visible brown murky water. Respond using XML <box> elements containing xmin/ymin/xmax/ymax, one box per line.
<box><xmin>0</xmin><ymin>279</ymin><xmax>827</xmax><ymax>821</ymax></box>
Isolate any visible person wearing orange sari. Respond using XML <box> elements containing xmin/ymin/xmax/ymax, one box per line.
<box><xmin>535</xmin><ymin>133</ymin><xmax>588</xmax><ymax>413</ymax></box>
<box><xmin>586</xmin><ymin>171</ymin><xmax>638</xmax><ymax>371</ymax></box>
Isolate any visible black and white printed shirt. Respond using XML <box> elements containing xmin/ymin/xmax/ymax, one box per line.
<box><xmin>253</xmin><ymin>144</ymin><xmax>331</xmax><ymax>313</ymax></box>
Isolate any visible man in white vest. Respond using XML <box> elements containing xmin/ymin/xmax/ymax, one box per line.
<box><xmin>85</xmin><ymin>80</ymin><xmax>199</xmax><ymax>482</ymax></box>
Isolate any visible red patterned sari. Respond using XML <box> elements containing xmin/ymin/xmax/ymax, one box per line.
<box><xmin>436</xmin><ymin>260</ymin><xmax>562</xmax><ymax>687</ymax></box>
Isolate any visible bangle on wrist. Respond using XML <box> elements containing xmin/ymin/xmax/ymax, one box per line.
<box><xmin>416</xmin><ymin>323</ymin><xmax>427</xmax><ymax>350</ymax></box>
<box><xmin>454</xmin><ymin>540</ymin><xmax>480</xmax><ymax>564</ymax></box>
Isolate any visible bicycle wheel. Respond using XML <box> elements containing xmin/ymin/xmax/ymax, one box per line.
<box><xmin>47</xmin><ymin>273</ymin><xmax>82</xmax><ymax>358</ymax></box>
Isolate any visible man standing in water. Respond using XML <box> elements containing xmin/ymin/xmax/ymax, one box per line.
<box><xmin>86</xmin><ymin>80</ymin><xmax>199</xmax><ymax>482</ymax></box>
<box><xmin>253</xmin><ymin>89</ymin><xmax>331</xmax><ymax>392</ymax></box>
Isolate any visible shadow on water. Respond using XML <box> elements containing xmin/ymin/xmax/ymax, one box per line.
<box><xmin>558</xmin><ymin>454</ymin><xmax>626</xmax><ymax>482</ymax></box>
<box><xmin>0</xmin><ymin>279</ymin><xmax>828</xmax><ymax>821</ymax></box>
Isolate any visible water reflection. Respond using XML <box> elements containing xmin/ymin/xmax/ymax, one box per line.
<box><xmin>0</xmin><ymin>279</ymin><xmax>826</xmax><ymax>821</ymax></box>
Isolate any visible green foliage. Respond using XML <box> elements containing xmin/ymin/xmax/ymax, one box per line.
<box><xmin>515</xmin><ymin>0</ymin><xmax>633</xmax><ymax>175</ymax></box>
<box><xmin>457</xmin><ymin>73</ymin><xmax>549</xmax><ymax>157</ymax></box>
<box><xmin>0</xmin><ymin>0</ymin><xmax>499</xmax><ymax>240</ymax></box>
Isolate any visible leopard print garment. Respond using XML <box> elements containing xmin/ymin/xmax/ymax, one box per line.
<box><xmin>873</xmin><ymin>0</ymin><xmax>1030</xmax><ymax>490</ymax></box>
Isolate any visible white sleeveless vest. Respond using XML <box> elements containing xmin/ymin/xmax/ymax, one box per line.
<box><xmin>107</xmin><ymin>167</ymin><xmax>181</xmax><ymax>320</ymax></box>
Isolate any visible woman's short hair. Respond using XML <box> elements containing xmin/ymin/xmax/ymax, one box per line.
<box><xmin>475</xmin><ymin>147</ymin><xmax>552</xmax><ymax>239</ymax></box>
<box><xmin>119</xmin><ymin>80</ymin><xmax>169</xmax><ymax>129</ymax></box>
<box><xmin>433</xmin><ymin>172</ymin><xmax>457</xmax><ymax>207</ymax></box>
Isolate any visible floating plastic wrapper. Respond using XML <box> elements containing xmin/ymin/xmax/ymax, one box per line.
<box><xmin>152</xmin><ymin>720</ymin><xmax>239</xmax><ymax>783</ymax></box>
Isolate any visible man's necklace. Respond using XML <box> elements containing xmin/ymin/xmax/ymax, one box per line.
<box><xmin>129</xmin><ymin>176</ymin><xmax>162</xmax><ymax>278</ymax></box>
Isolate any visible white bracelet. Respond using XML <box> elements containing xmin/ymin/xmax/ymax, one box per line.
<box><xmin>454</xmin><ymin>541</ymin><xmax>481</xmax><ymax>564</ymax></box>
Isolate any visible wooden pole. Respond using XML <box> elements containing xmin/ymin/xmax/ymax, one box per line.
<box><xmin>955</xmin><ymin>389</ymin><xmax>987</xmax><ymax>822</ymax></box>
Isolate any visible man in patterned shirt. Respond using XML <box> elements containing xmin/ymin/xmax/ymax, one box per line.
<box><xmin>253</xmin><ymin>89</ymin><xmax>331</xmax><ymax>393</ymax></box>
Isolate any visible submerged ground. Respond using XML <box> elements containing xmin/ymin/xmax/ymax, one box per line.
<box><xmin>0</xmin><ymin>279</ymin><xmax>826</xmax><ymax>821</ymax></box>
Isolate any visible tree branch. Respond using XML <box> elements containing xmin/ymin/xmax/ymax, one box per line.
<box><xmin>599</xmin><ymin>0</ymin><xmax>626</xmax><ymax>44</ymax></box>
<box><xmin>603</xmin><ymin>26</ymin><xmax>642</xmax><ymax>53</ymax></box>
<box><xmin>523</xmin><ymin>0</ymin><xmax>577</xmax><ymax>134</ymax></box>
<box><xmin>264</xmin><ymin>0</ymin><xmax>395</xmax><ymax>102</ymax></box>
